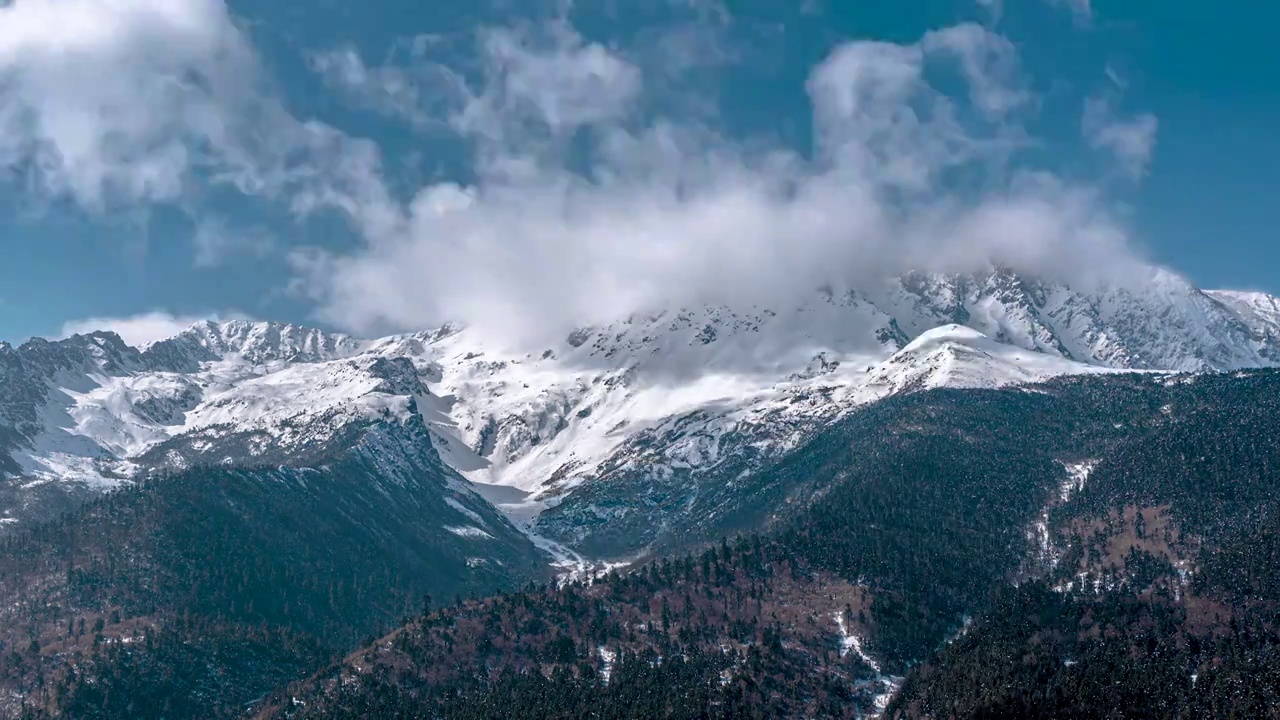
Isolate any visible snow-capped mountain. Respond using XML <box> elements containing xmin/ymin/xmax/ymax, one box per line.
<box><xmin>1</xmin><ymin>321</ymin><xmax>368</xmax><ymax>486</ymax></box>
<box><xmin>880</xmin><ymin>267</ymin><xmax>1279</xmax><ymax>371</ymax></box>
<box><xmin>2</xmin><ymin>268</ymin><xmax>1278</xmax><ymax>560</ymax></box>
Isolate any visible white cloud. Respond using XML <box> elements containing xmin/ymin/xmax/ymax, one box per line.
<box><xmin>315</xmin><ymin>22</ymin><xmax>643</xmax><ymax>183</ymax></box>
<box><xmin>59</xmin><ymin>310</ymin><xmax>247</xmax><ymax>347</ymax></box>
<box><xmin>310</xmin><ymin>38</ymin><xmax>444</xmax><ymax>130</ymax></box>
<box><xmin>921</xmin><ymin>24</ymin><xmax>1027</xmax><ymax>121</ymax></box>
<box><xmin>1083</xmin><ymin>97</ymin><xmax>1158</xmax><ymax>179</ymax></box>
<box><xmin>452</xmin><ymin>23</ymin><xmax>644</xmax><ymax>180</ymax></box>
<box><xmin>0</xmin><ymin>0</ymin><xmax>397</xmax><ymax>231</ymax></box>
<box><xmin>299</xmin><ymin>22</ymin><xmax>1145</xmax><ymax>343</ymax></box>
<box><xmin>4</xmin><ymin>4</ymin><xmax>1156</xmax><ymax>347</ymax></box>
<box><xmin>0</xmin><ymin>0</ymin><xmax>257</xmax><ymax>209</ymax></box>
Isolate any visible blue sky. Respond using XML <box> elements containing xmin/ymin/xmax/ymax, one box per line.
<box><xmin>0</xmin><ymin>0</ymin><xmax>1275</xmax><ymax>345</ymax></box>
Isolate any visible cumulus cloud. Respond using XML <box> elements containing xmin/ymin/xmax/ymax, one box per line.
<box><xmin>0</xmin><ymin>0</ymin><xmax>256</xmax><ymax>209</ymax></box>
<box><xmin>1083</xmin><ymin>97</ymin><xmax>1159</xmax><ymax>179</ymax></box>
<box><xmin>4</xmin><ymin>3</ymin><xmax>1156</xmax><ymax>346</ymax></box>
<box><xmin>59</xmin><ymin>310</ymin><xmax>247</xmax><ymax>347</ymax></box>
<box><xmin>298</xmin><ymin>20</ymin><xmax>1144</xmax><ymax>342</ymax></box>
<box><xmin>0</xmin><ymin>0</ymin><xmax>394</xmax><ymax>223</ymax></box>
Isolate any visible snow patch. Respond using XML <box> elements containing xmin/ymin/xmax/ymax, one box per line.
<box><xmin>834</xmin><ymin>612</ymin><xmax>880</xmax><ymax>673</ymax></box>
<box><xmin>444</xmin><ymin>526</ymin><xmax>494</xmax><ymax>539</ymax></box>
<box><xmin>597</xmin><ymin>646</ymin><xmax>616</xmax><ymax>684</ymax></box>
<box><xmin>1061</xmin><ymin>460</ymin><xmax>1097</xmax><ymax>502</ymax></box>
<box><xmin>833</xmin><ymin>612</ymin><xmax>904</xmax><ymax>717</ymax></box>
<box><xmin>444</xmin><ymin>497</ymin><xmax>488</xmax><ymax>527</ymax></box>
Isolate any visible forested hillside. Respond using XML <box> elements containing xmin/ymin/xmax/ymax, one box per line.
<box><xmin>261</xmin><ymin>370</ymin><xmax>1280</xmax><ymax>718</ymax></box>
<box><xmin>0</xmin><ymin>440</ymin><xmax>547</xmax><ymax>719</ymax></box>
<box><xmin>889</xmin><ymin>370</ymin><xmax>1280</xmax><ymax>717</ymax></box>
<box><xmin>8</xmin><ymin>369</ymin><xmax>1280</xmax><ymax>718</ymax></box>
<box><xmin>268</xmin><ymin>538</ymin><xmax>889</xmax><ymax>719</ymax></box>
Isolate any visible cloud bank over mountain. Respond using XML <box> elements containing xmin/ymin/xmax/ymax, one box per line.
<box><xmin>301</xmin><ymin>17</ymin><xmax>1155</xmax><ymax>342</ymax></box>
<box><xmin>0</xmin><ymin>0</ymin><xmax>1160</xmax><ymax>343</ymax></box>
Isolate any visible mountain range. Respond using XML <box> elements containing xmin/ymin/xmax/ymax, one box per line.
<box><xmin>3</xmin><ymin>267</ymin><xmax>1277</xmax><ymax>544</ymax></box>
<box><xmin>2</xmin><ymin>265</ymin><xmax>1280</xmax><ymax>718</ymax></box>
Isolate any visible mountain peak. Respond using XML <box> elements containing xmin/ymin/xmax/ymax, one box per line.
<box><xmin>13</xmin><ymin>330</ymin><xmax>141</xmax><ymax>374</ymax></box>
<box><xmin>900</xmin><ymin>323</ymin><xmax>990</xmax><ymax>354</ymax></box>
<box><xmin>1208</xmin><ymin>289</ymin><xmax>1280</xmax><ymax>321</ymax></box>
<box><xmin>867</xmin><ymin>322</ymin><xmax>1113</xmax><ymax>394</ymax></box>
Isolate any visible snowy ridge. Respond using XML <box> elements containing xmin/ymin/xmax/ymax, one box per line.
<box><xmin>367</xmin><ymin>289</ymin><xmax>905</xmax><ymax>497</ymax></box>
<box><xmin>143</xmin><ymin>319</ymin><xmax>365</xmax><ymax>366</ymax></box>
<box><xmin>1</xmin><ymin>324</ymin><xmax>402</xmax><ymax>485</ymax></box>
<box><xmin>2</xmin><ymin>267</ymin><xmax>1279</xmax><ymax>545</ymax></box>
<box><xmin>877</xmin><ymin>267</ymin><xmax>1279</xmax><ymax>371</ymax></box>
<box><xmin>1207</xmin><ymin>290</ymin><xmax>1280</xmax><ymax>347</ymax></box>
<box><xmin>863</xmin><ymin>324</ymin><xmax>1119</xmax><ymax>393</ymax></box>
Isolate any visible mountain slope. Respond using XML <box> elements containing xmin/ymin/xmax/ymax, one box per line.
<box><xmin>0</xmin><ymin>412</ymin><xmax>549</xmax><ymax>718</ymax></box>
<box><xmin>265</xmin><ymin>539</ymin><xmax>891</xmax><ymax>720</ymax></box>
<box><xmin>262</xmin><ymin>367</ymin><xmax>1280</xmax><ymax>720</ymax></box>
<box><xmin>886</xmin><ymin>369</ymin><xmax>1280</xmax><ymax>718</ymax></box>
<box><xmin>529</xmin><ymin>324</ymin><xmax>1123</xmax><ymax>560</ymax></box>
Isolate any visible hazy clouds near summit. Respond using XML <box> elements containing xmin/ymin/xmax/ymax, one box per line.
<box><xmin>0</xmin><ymin>1</ymin><xmax>1156</xmax><ymax>344</ymax></box>
<box><xmin>303</xmin><ymin>19</ymin><xmax>1150</xmax><ymax>342</ymax></box>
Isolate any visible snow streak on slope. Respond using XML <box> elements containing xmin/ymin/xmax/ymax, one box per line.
<box><xmin>833</xmin><ymin>612</ymin><xmax>901</xmax><ymax>716</ymax></box>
